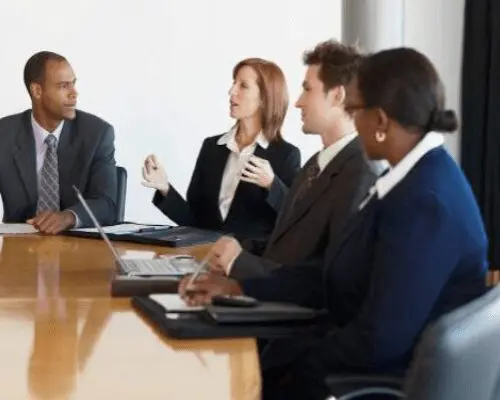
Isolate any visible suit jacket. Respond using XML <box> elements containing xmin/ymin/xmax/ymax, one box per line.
<box><xmin>231</xmin><ymin>137</ymin><xmax>380</xmax><ymax>279</ymax></box>
<box><xmin>0</xmin><ymin>110</ymin><xmax>117</xmax><ymax>227</ymax></box>
<box><xmin>241</xmin><ymin>147</ymin><xmax>488</xmax><ymax>394</ymax></box>
<box><xmin>153</xmin><ymin>134</ymin><xmax>301</xmax><ymax>241</ymax></box>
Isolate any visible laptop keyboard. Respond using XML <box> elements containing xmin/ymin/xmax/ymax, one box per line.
<box><xmin>120</xmin><ymin>259</ymin><xmax>187</xmax><ymax>276</ymax></box>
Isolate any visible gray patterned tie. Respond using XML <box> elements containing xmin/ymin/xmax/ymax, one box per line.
<box><xmin>37</xmin><ymin>134</ymin><xmax>60</xmax><ymax>213</ymax></box>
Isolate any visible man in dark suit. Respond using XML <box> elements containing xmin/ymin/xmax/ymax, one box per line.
<box><xmin>0</xmin><ymin>51</ymin><xmax>117</xmax><ymax>234</ymax></box>
<box><xmin>206</xmin><ymin>40</ymin><xmax>381</xmax><ymax>279</ymax></box>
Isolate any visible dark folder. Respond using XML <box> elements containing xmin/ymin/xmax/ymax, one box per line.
<box><xmin>111</xmin><ymin>276</ymin><xmax>180</xmax><ymax>297</ymax></box>
<box><xmin>65</xmin><ymin>224</ymin><xmax>223</xmax><ymax>247</ymax></box>
<box><xmin>131</xmin><ymin>295</ymin><xmax>327</xmax><ymax>340</ymax></box>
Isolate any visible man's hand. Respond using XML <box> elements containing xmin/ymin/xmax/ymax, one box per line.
<box><xmin>207</xmin><ymin>236</ymin><xmax>243</xmax><ymax>275</ymax></box>
<box><xmin>178</xmin><ymin>273</ymin><xmax>243</xmax><ymax>306</ymax></box>
<box><xmin>27</xmin><ymin>210</ymin><xmax>76</xmax><ymax>234</ymax></box>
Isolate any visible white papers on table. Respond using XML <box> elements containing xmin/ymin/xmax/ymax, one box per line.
<box><xmin>0</xmin><ymin>223</ymin><xmax>38</xmax><ymax>234</ymax></box>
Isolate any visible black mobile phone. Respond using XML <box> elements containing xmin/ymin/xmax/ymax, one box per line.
<box><xmin>211</xmin><ymin>294</ymin><xmax>259</xmax><ymax>308</ymax></box>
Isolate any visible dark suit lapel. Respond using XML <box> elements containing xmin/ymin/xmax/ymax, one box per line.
<box><xmin>57</xmin><ymin>119</ymin><xmax>78</xmax><ymax>173</ymax></box>
<box><xmin>268</xmin><ymin>155</ymin><xmax>314</xmax><ymax>241</ymax></box>
<box><xmin>57</xmin><ymin>119</ymin><xmax>82</xmax><ymax>203</ymax></box>
<box><xmin>271</xmin><ymin>138</ymin><xmax>362</xmax><ymax>242</ymax></box>
<box><xmin>208</xmin><ymin>142</ymin><xmax>231</xmax><ymax>222</ymax></box>
<box><xmin>13</xmin><ymin>111</ymin><xmax>38</xmax><ymax>205</ymax></box>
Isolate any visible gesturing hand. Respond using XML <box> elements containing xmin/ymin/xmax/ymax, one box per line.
<box><xmin>141</xmin><ymin>154</ymin><xmax>170</xmax><ymax>195</ymax></box>
<box><xmin>240</xmin><ymin>155</ymin><xmax>275</xmax><ymax>189</ymax></box>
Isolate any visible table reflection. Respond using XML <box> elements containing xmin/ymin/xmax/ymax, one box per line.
<box><xmin>29</xmin><ymin>274</ymin><xmax>111</xmax><ymax>399</ymax></box>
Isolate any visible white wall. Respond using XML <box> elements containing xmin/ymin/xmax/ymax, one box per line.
<box><xmin>404</xmin><ymin>0</ymin><xmax>466</xmax><ymax>161</ymax></box>
<box><xmin>0</xmin><ymin>0</ymin><xmax>342</xmax><ymax>223</ymax></box>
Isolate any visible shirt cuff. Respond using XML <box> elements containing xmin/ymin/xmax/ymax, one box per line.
<box><xmin>225</xmin><ymin>252</ymin><xmax>241</xmax><ymax>275</ymax></box>
<box><xmin>68</xmin><ymin>210</ymin><xmax>81</xmax><ymax>228</ymax></box>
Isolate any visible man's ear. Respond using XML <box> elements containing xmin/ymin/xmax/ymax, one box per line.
<box><xmin>336</xmin><ymin>85</ymin><xmax>346</xmax><ymax>105</ymax></box>
<box><xmin>328</xmin><ymin>85</ymin><xmax>346</xmax><ymax>107</ymax></box>
<box><xmin>30</xmin><ymin>83</ymin><xmax>42</xmax><ymax>100</ymax></box>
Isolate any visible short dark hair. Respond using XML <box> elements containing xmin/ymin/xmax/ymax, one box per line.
<box><xmin>303</xmin><ymin>39</ymin><xmax>362</xmax><ymax>92</ymax></box>
<box><xmin>23</xmin><ymin>51</ymin><xmax>67</xmax><ymax>96</ymax></box>
<box><xmin>357</xmin><ymin>48</ymin><xmax>458</xmax><ymax>134</ymax></box>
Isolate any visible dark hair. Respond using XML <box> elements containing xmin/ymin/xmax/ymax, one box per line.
<box><xmin>23</xmin><ymin>51</ymin><xmax>67</xmax><ymax>97</ymax></box>
<box><xmin>357</xmin><ymin>48</ymin><xmax>458</xmax><ymax>134</ymax></box>
<box><xmin>232</xmin><ymin>58</ymin><xmax>289</xmax><ymax>142</ymax></box>
<box><xmin>303</xmin><ymin>39</ymin><xmax>362</xmax><ymax>92</ymax></box>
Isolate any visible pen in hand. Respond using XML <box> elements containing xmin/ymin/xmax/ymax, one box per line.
<box><xmin>185</xmin><ymin>254</ymin><xmax>211</xmax><ymax>295</ymax></box>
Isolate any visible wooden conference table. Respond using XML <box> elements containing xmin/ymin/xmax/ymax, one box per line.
<box><xmin>0</xmin><ymin>234</ymin><xmax>261</xmax><ymax>400</ymax></box>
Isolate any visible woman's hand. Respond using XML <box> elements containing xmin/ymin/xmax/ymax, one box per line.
<box><xmin>141</xmin><ymin>154</ymin><xmax>170</xmax><ymax>196</ymax></box>
<box><xmin>241</xmin><ymin>155</ymin><xmax>275</xmax><ymax>189</ymax></box>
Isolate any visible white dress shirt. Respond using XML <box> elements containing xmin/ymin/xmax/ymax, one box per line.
<box><xmin>317</xmin><ymin>131</ymin><xmax>358</xmax><ymax>173</ymax></box>
<box><xmin>359</xmin><ymin>132</ymin><xmax>444</xmax><ymax>209</ymax></box>
<box><xmin>217</xmin><ymin>127</ymin><xmax>269</xmax><ymax>220</ymax></box>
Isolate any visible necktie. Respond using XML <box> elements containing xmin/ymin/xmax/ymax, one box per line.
<box><xmin>37</xmin><ymin>134</ymin><xmax>60</xmax><ymax>213</ymax></box>
<box><xmin>288</xmin><ymin>156</ymin><xmax>321</xmax><ymax>212</ymax></box>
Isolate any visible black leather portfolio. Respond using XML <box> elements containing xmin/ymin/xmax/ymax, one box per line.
<box><xmin>111</xmin><ymin>275</ymin><xmax>180</xmax><ymax>297</ymax></box>
<box><xmin>65</xmin><ymin>223</ymin><xmax>223</xmax><ymax>247</ymax></box>
<box><xmin>131</xmin><ymin>295</ymin><xmax>327</xmax><ymax>340</ymax></box>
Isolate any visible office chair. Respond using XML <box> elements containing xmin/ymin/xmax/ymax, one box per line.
<box><xmin>115</xmin><ymin>166</ymin><xmax>127</xmax><ymax>223</ymax></box>
<box><xmin>326</xmin><ymin>284</ymin><xmax>500</xmax><ymax>400</ymax></box>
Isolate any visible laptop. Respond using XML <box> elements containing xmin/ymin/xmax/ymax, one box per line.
<box><xmin>73</xmin><ymin>186</ymin><xmax>199</xmax><ymax>277</ymax></box>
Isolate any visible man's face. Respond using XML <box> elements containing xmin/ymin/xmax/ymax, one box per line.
<box><xmin>295</xmin><ymin>65</ymin><xmax>343</xmax><ymax>135</ymax></box>
<box><xmin>32</xmin><ymin>60</ymin><xmax>78</xmax><ymax>121</ymax></box>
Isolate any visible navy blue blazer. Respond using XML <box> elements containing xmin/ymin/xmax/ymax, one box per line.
<box><xmin>242</xmin><ymin>147</ymin><xmax>488</xmax><ymax>392</ymax></box>
<box><xmin>152</xmin><ymin>134</ymin><xmax>301</xmax><ymax>241</ymax></box>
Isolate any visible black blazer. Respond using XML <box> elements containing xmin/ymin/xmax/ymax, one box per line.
<box><xmin>0</xmin><ymin>110</ymin><xmax>117</xmax><ymax>226</ymax></box>
<box><xmin>153</xmin><ymin>134</ymin><xmax>301</xmax><ymax>240</ymax></box>
<box><xmin>231</xmin><ymin>137</ymin><xmax>380</xmax><ymax>279</ymax></box>
<box><xmin>241</xmin><ymin>147</ymin><xmax>489</xmax><ymax>399</ymax></box>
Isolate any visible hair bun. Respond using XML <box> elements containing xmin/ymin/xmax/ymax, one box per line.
<box><xmin>428</xmin><ymin>109</ymin><xmax>459</xmax><ymax>133</ymax></box>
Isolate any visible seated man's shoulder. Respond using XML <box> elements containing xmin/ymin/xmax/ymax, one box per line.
<box><xmin>0</xmin><ymin>110</ymin><xmax>27</xmax><ymax>130</ymax></box>
<box><xmin>74</xmin><ymin>110</ymin><xmax>113</xmax><ymax>135</ymax></box>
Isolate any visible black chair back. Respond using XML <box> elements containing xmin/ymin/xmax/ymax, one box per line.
<box><xmin>116</xmin><ymin>166</ymin><xmax>127</xmax><ymax>223</ymax></box>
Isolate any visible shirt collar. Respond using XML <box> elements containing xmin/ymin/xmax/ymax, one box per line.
<box><xmin>317</xmin><ymin>131</ymin><xmax>358</xmax><ymax>172</ymax></box>
<box><xmin>217</xmin><ymin>125</ymin><xmax>269</xmax><ymax>152</ymax></box>
<box><xmin>375</xmin><ymin>132</ymin><xmax>444</xmax><ymax>199</ymax></box>
<box><xmin>31</xmin><ymin>112</ymin><xmax>64</xmax><ymax>145</ymax></box>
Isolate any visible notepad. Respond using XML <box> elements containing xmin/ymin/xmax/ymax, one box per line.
<box><xmin>149</xmin><ymin>294</ymin><xmax>204</xmax><ymax>313</ymax></box>
<box><xmin>0</xmin><ymin>223</ymin><xmax>38</xmax><ymax>234</ymax></box>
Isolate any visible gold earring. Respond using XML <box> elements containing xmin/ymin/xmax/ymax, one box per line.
<box><xmin>375</xmin><ymin>131</ymin><xmax>386</xmax><ymax>143</ymax></box>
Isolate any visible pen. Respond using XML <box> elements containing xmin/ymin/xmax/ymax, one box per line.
<box><xmin>186</xmin><ymin>253</ymin><xmax>211</xmax><ymax>291</ymax></box>
<box><xmin>137</xmin><ymin>226</ymin><xmax>168</xmax><ymax>233</ymax></box>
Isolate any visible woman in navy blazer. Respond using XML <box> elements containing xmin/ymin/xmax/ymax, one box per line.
<box><xmin>142</xmin><ymin>58</ymin><xmax>301</xmax><ymax>241</ymax></box>
<box><xmin>179</xmin><ymin>48</ymin><xmax>489</xmax><ymax>399</ymax></box>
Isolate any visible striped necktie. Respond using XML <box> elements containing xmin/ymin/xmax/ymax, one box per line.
<box><xmin>37</xmin><ymin>134</ymin><xmax>60</xmax><ymax>213</ymax></box>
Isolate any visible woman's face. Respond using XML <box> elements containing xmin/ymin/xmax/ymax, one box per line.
<box><xmin>345</xmin><ymin>77</ymin><xmax>386</xmax><ymax>160</ymax></box>
<box><xmin>228</xmin><ymin>66</ymin><xmax>261</xmax><ymax>122</ymax></box>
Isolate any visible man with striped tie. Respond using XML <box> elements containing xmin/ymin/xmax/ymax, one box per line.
<box><xmin>0</xmin><ymin>51</ymin><xmax>117</xmax><ymax>234</ymax></box>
